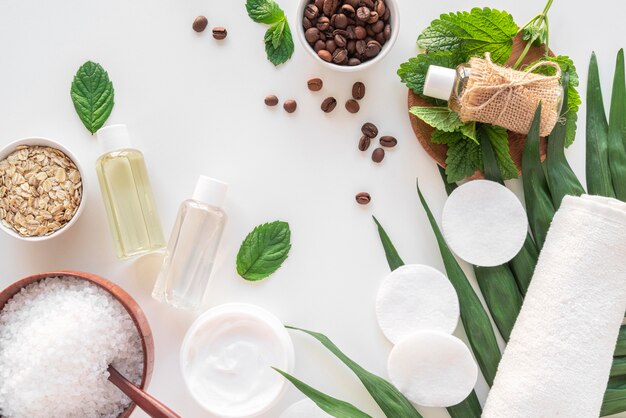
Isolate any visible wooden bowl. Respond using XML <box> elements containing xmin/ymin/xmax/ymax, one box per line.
<box><xmin>408</xmin><ymin>33</ymin><xmax>551</xmax><ymax>177</ymax></box>
<box><xmin>0</xmin><ymin>271</ymin><xmax>154</xmax><ymax>418</ymax></box>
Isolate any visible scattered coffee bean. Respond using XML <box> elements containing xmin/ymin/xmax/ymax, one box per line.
<box><xmin>212</xmin><ymin>27</ymin><xmax>227</xmax><ymax>40</ymax></box>
<box><xmin>379</xmin><ymin>136</ymin><xmax>397</xmax><ymax>147</ymax></box>
<box><xmin>361</xmin><ymin>122</ymin><xmax>378</xmax><ymax>138</ymax></box>
<box><xmin>352</xmin><ymin>82</ymin><xmax>365</xmax><ymax>100</ymax></box>
<box><xmin>318</xmin><ymin>49</ymin><xmax>332</xmax><ymax>62</ymax></box>
<box><xmin>264</xmin><ymin>95</ymin><xmax>279</xmax><ymax>106</ymax></box>
<box><xmin>192</xmin><ymin>16</ymin><xmax>208</xmax><ymax>33</ymax></box>
<box><xmin>372</xmin><ymin>147</ymin><xmax>385</xmax><ymax>163</ymax></box>
<box><xmin>345</xmin><ymin>99</ymin><xmax>360</xmax><ymax>113</ymax></box>
<box><xmin>283</xmin><ymin>100</ymin><xmax>297</xmax><ymax>113</ymax></box>
<box><xmin>358</xmin><ymin>135</ymin><xmax>371</xmax><ymax>151</ymax></box>
<box><xmin>321</xmin><ymin>97</ymin><xmax>337</xmax><ymax>113</ymax></box>
<box><xmin>307</xmin><ymin>78</ymin><xmax>324</xmax><ymax>91</ymax></box>
<box><xmin>355</xmin><ymin>192</ymin><xmax>371</xmax><ymax>205</ymax></box>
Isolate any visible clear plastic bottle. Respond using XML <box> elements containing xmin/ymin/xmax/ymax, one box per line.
<box><xmin>152</xmin><ymin>176</ymin><xmax>228</xmax><ymax>311</ymax></box>
<box><xmin>423</xmin><ymin>64</ymin><xmax>473</xmax><ymax>112</ymax></box>
<box><xmin>95</xmin><ymin>124</ymin><xmax>165</xmax><ymax>259</ymax></box>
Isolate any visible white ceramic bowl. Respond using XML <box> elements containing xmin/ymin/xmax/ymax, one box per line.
<box><xmin>296</xmin><ymin>0</ymin><xmax>400</xmax><ymax>72</ymax></box>
<box><xmin>0</xmin><ymin>137</ymin><xmax>86</xmax><ymax>242</ymax></box>
<box><xmin>180</xmin><ymin>303</ymin><xmax>295</xmax><ymax>418</ymax></box>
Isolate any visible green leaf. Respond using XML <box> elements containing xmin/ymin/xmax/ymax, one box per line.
<box><xmin>445</xmin><ymin>138</ymin><xmax>482</xmax><ymax>182</ymax></box>
<box><xmin>616</xmin><ymin>325</ymin><xmax>626</xmax><ymax>357</ymax></box>
<box><xmin>545</xmin><ymin>70</ymin><xmax>585</xmax><ymax>209</ymax></box>
<box><xmin>607</xmin><ymin>49</ymin><xmax>626</xmax><ymax>201</ymax></box>
<box><xmin>372</xmin><ymin>216</ymin><xmax>404</xmax><ymax>271</ymax></box>
<box><xmin>409</xmin><ymin>106</ymin><xmax>463</xmax><ymax>132</ymax></box>
<box><xmin>522</xmin><ymin>104</ymin><xmax>556</xmax><ymax>250</ymax></box>
<box><xmin>480</xmin><ymin>124</ymin><xmax>519</xmax><ymax>180</ymax></box>
<box><xmin>437</xmin><ymin>165</ymin><xmax>458</xmax><ymax>194</ymax></box>
<box><xmin>447</xmin><ymin>392</ymin><xmax>482</xmax><ymax>418</ymax></box>
<box><xmin>586</xmin><ymin>52</ymin><xmax>615</xmax><ymax>198</ymax></box>
<box><xmin>460</xmin><ymin>122</ymin><xmax>478</xmax><ymax>143</ymax></box>
<box><xmin>264</xmin><ymin>20</ymin><xmax>294</xmax><ymax>66</ymax></box>
<box><xmin>417</xmin><ymin>8</ymin><xmax>519</xmax><ymax>64</ymax></box>
<box><xmin>416</xmin><ymin>181</ymin><xmax>502</xmax><ymax>385</ymax></box>
<box><xmin>602</xmin><ymin>387</ymin><xmax>626</xmax><ymax>417</ymax></box>
<box><xmin>246</xmin><ymin>0</ymin><xmax>285</xmax><ymax>24</ymax></box>
<box><xmin>70</xmin><ymin>61</ymin><xmax>115</xmax><ymax>134</ymax></box>
<box><xmin>236</xmin><ymin>221</ymin><xmax>291</xmax><ymax>281</ymax></box>
<box><xmin>528</xmin><ymin>55</ymin><xmax>581</xmax><ymax>146</ymax></box>
<box><xmin>431</xmin><ymin>129</ymin><xmax>464</xmax><ymax>144</ymax></box>
<box><xmin>286</xmin><ymin>327</ymin><xmax>423</xmax><ymax>418</ymax></box>
<box><xmin>273</xmin><ymin>368</ymin><xmax>372</xmax><ymax>418</ymax></box>
<box><xmin>397</xmin><ymin>51</ymin><xmax>460</xmax><ymax>100</ymax></box>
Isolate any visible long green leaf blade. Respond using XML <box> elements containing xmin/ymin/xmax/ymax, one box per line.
<box><xmin>446</xmin><ymin>391</ymin><xmax>482</xmax><ymax>418</ymax></box>
<box><xmin>273</xmin><ymin>368</ymin><xmax>372</xmax><ymax>418</ymax></box>
<box><xmin>615</xmin><ymin>325</ymin><xmax>626</xmax><ymax>357</ymax></box>
<box><xmin>587</xmin><ymin>52</ymin><xmax>615</xmax><ymax>197</ymax></box>
<box><xmin>601</xmin><ymin>387</ymin><xmax>626</xmax><ymax>417</ymax></box>
<box><xmin>372</xmin><ymin>216</ymin><xmax>405</xmax><ymax>271</ymax></box>
<box><xmin>608</xmin><ymin>49</ymin><xmax>626</xmax><ymax>201</ymax></box>
<box><xmin>611</xmin><ymin>357</ymin><xmax>626</xmax><ymax>378</ymax></box>
<box><xmin>286</xmin><ymin>327</ymin><xmax>422</xmax><ymax>418</ymax></box>
<box><xmin>507</xmin><ymin>236</ymin><xmax>538</xmax><ymax>296</ymax></box>
<box><xmin>416</xmin><ymin>181</ymin><xmax>501</xmax><ymax>386</ymax></box>
<box><xmin>438</xmin><ymin>165</ymin><xmax>458</xmax><ymax>194</ymax></box>
<box><xmin>522</xmin><ymin>104</ymin><xmax>556</xmax><ymax>250</ymax></box>
<box><xmin>546</xmin><ymin>71</ymin><xmax>586</xmax><ymax>209</ymax></box>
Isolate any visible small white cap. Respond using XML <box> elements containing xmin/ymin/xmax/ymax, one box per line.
<box><xmin>193</xmin><ymin>175</ymin><xmax>228</xmax><ymax>208</ymax></box>
<box><xmin>97</xmin><ymin>124</ymin><xmax>132</xmax><ymax>155</ymax></box>
<box><xmin>423</xmin><ymin>66</ymin><xmax>457</xmax><ymax>101</ymax></box>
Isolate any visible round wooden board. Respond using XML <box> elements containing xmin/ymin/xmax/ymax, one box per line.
<box><xmin>408</xmin><ymin>33</ymin><xmax>551</xmax><ymax>177</ymax></box>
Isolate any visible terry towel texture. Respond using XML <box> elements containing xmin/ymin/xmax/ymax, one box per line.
<box><xmin>483</xmin><ymin>195</ymin><xmax>626</xmax><ymax>418</ymax></box>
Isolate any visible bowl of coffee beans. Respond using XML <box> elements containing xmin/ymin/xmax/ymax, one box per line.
<box><xmin>297</xmin><ymin>0</ymin><xmax>399</xmax><ymax>71</ymax></box>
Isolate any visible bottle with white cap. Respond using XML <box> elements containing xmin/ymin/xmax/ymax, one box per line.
<box><xmin>152</xmin><ymin>175</ymin><xmax>228</xmax><ymax>310</ymax></box>
<box><xmin>95</xmin><ymin>124</ymin><xmax>166</xmax><ymax>259</ymax></box>
<box><xmin>423</xmin><ymin>64</ymin><xmax>472</xmax><ymax>112</ymax></box>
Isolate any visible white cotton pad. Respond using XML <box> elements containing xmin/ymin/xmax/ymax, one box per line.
<box><xmin>442</xmin><ymin>179</ymin><xmax>528</xmax><ymax>267</ymax></box>
<box><xmin>387</xmin><ymin>330</ymin><xmax>478</xmax><ymax>407</ymax></box>
<box><xmin>375</xmin><ymin>264</ymin><xmax>459</xmax><ymax>344</ymax></box>
<box><xmin>280</xmin><ymin>399</ymin><xmax>332</xmax><ymax>418</ymax></box>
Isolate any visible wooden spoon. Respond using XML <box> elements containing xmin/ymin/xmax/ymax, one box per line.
<box><xmin>108</xmin><ymin>365</ymin><xmax>181</xmax><ymax>418</ymax></box>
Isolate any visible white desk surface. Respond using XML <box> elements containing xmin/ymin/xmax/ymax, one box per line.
<box><xmin>1</xmin><ymin>0</ymin><xmax>624</xmax><ymax>416</ymax></box>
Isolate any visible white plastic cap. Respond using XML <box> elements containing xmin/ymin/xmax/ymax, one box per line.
<box><xmin>97</xmin><ymin>124</ymin><xmax>132</xmax><ymax>155</ymax></box>
<box><xmin>423</xmin><ymin>66</ymin><xmax>457</xmax><ymax>101</ymax></box>
<box><xmin>193</xmin><ymin>175</ymin><xmax>228</xmax><ymax>208</ymax></box>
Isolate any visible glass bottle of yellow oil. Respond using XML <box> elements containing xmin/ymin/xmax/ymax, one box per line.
<box><xmin>95</xmin><ymin>124</ymin><xmax>165</xmax><ymax>259</ymax></box>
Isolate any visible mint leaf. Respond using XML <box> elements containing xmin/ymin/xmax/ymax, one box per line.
<box><xmin>417</xmin><ymin>8</ymin><xmax>519</xmax><ymax>64</ymax></box>
<box><xmin>397</xmin><ymin>51</ymin><xmax>460</xmax><ymax>100</ymax></box>
<box><xmin>246</xmin><ymin>0</ymin><xmax>284</xmax><ymax>24</ymax></box>
<box><xmin>431</xmin><ymin>129</ymin><xmax>464</xmax><ymax>144</ymax></box>
<box><xmin>460</xmin><ymin>122</ymin><xmax>478</xmax><ymax>143</ymax></box>
<box><xmin>264</xmin><ymin>20</ymin><xmax>294</xmax><ymax>65</ymax></box>
<box><xmin>527</xmin><ymin>55</ymin><xmax>581</xmax><ymax>146</ymax></box>
<box><xmin>480</xmin><ymin>124</ymin><xmax>519</xmax><ymax>179</ymax></box>
<box><xmin>236</xmin><ymin>221</ymin><xmax>291</xmax><ymax>281</ymax></box>
<box><xmin>70</xmin><ymin>61</ymin><xmax>114</xmax><ymax>134</ymax></box>
<box><xmin>445</xmin><ymin>138</ymin><xmax>483</xmax><ymax>182</ymax></box>
<box><xmin>409</xmin><ymin>106</ymin><xmax>463</xmax><ymax>132</ymax></box>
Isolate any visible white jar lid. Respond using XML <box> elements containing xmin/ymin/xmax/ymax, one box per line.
<box><xmin>423</xmin><ymin>65</ymin><xmax>457</xmax><ymax>101</ymax></box>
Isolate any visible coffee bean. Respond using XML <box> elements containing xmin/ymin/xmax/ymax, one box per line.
<box><xmin>375</xmin><ymin>32</ymin><xmax>385</xmax><ymax>44</ymax></box>
<box><xmin>355</xmin><ymin>192</ymin><xmax>371</xmax><ymax>205</ymax></box>
<box><xmin>334</xmin><ymin>34</ymin><xmax>347</xmax><ymax>47</ymax></box>
<box><xmin>382</xmin><ymin>7</ymin><xmax>391</xmax><ymax>21</ymax></box>
<box><xmin>192</xmin><ymin>16</ymin><xmax>208</xmax><ymax>32</ymax></box>
<box><xmin>315</xmin><ymin>0</ymin><xmax>324</xmax><ymax>9</ymax></box>
<box><xmin>303</xmin><ymin>17</ymin><xmax>313</xmax><ymax>29</ymax></box>
<box><xmin>375</xmin><ymin>0</ymin><xmax>386</xmax><ymax>16</ymax></box>
<box><xmin>361</xmin><ymin>122</ymin><xmax>378</xmax><ymax>138</ymax></box>
<box><xmin>212</xmin><ymin>27</ymin><xmax>227</xmax><ymax>40</ymax></box>
<box><xmin>341</xmin><ymin>4</ymin><xmax>356</xmax><ymax>17</ymax></box>
<box><xmin>365</xmin><ymin>40</ymin><xmax>381</xmax><ymax>58</ymax></box>
<box><xmin>318</xmin><ymin>49</ymin><xmax>332</xmax><ymax>62</ymax></box>
<box><xmin>314</xmin><ymin>39</ymin><xmax>326</xmax><ymax>52</ymax></box>
<box><xmin>372</xmin><ymin>147</ymin><xmax>385</xmax><ymax>163</ymax></box>
<box><xmin>379</xmin><ymin>136</ymin><xmax>397</xmax><ymax>147</ymax></box>
<box><xmin>356</xmin><ymin>6</ymin><xmax>370</xmax><ymax>21</ymax></box>
<box><xmin>384</xmin><ymin>24</ymin><xmax>391</xmax><ymax>40</ymax></box>
<box><xmin>316</xmin><ymin>16</ymin><xmax>330</xmax><ymax>30</ymax></box>
<box><xmin>305</xmin><ymin>4</ymin><xmax>319</xmax><ymax>19</ymax></box>
<box><xmin>367</xmin><ymin>11</ymin><xmax>379</xmax><ymax>23</ymax></box>
<box><xmin>335</xmin><ymin>14</ymin><xmax>348</xmax><ymax>29</ymax></box>
<box><xmin>355</xmin><ymin>40</ymin><xmax>366</xmax><ymax>55</ymax></box>
<box><xmin>346</xmin><ymin>40</ymin><xmax>356</xmax><ymax>54</ymax></box>
<box><xmin>354</xmin><ymin>26</ymin><xmax>367</xmax><ymax>39</ymax></box>
<box><xmin>323</xmin><ymin>0</ymin><xmax>339</xmax><ymax>16</ymax></box>
<box><xmin>352</xmin><ymin>82</ymin><xmax>366</xmax><ymax>100</ymax></box>
<box><xmin>305</xmin><ymin>27</ymin><xmax>320</xmax><ymax>43</ymax></box>
<box><xmin>358</xmin><ymin>135</ymin><xmax>371</xmax><ymax>151</ymax></box>
<box><xmin>346</xmin><ymin>0</ymin><xmax>360</xmax><ymax>7</ymax></box>
<box><xmin>264</xmin><ymin>95</ymin><xmax>279</xmax><ymax>106</ymax></box>
<box><xmin>371</xmin><ymin>20</ymin><xmax>384</xmax><ymax>33</ymax></box>
<box><xmin>332</xmin><ymin>48</ymin><xmax>348</xmax><ymax>64</ymax></box>
<box><xmin>348</xmin><ymin>57</ymin><xmax>361</xmax><ymax>66</ymax></box>
<box><xmin>283</xmin><ymin>100</ymin><xmax>297</xmax><ymax>113</ymax></box>
<box><xmin>361</xmin><ymin>0</ymin><xmax>374</xmax><ymax>8</ymax></box>
<box><xmin>321</xmin><ymin>97</ymin><xmax>337</xmax><ymax>113</ymax></box>
<box><xmin>345</xmin><ymin>99</ymin><xmax>360</xmax><ymax>114</ymax></box>
<box><xmin>307</xmin><ymin>78</ymin><xmax>324</xmax><ymax>91</ymax></box>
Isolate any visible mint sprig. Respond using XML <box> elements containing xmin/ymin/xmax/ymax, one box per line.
<box><xmin>246</xmin><ymin>0</ymin><xmax>294</xmax><ymax>66</ymax></box>
<box><xmin>70</xmin><ymin>61</ymin><xmax>114</xmax><ymax>134</ymax></box>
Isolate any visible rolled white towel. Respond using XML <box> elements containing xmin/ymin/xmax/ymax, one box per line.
<box><xmin>483</xmin><ymin>195</ymin><xmax>626</xmax><ymax>418</ymax></box>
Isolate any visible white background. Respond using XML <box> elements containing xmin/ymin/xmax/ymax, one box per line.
<box><xmin>0</xmin><ymin>0</ymin><xmax>624</xmax><ymax>417</ymax></box>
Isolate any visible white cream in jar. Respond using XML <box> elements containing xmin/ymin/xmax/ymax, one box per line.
<box><xmin>181</xmin><ymin>303</ymin><xmax>295</xmax><ymax>417</ymax></box>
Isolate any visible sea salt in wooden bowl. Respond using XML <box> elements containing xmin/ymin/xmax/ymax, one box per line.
<box><xmin>0</xmin><ymin>271</ymin><xmax>154</xmax><ymax>418</ymax></box>
<box><xmin>0</xmin><ymin>137</ymin><xmax>86</xmax><ymax>241</ymax></box>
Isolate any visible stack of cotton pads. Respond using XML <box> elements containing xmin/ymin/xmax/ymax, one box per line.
<box><xmin>375</xmin><ymin>264</ymin><xmax>478</xmax><ymax>407</ymax></box>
